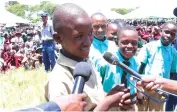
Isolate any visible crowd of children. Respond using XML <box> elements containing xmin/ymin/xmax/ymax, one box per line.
<box><xmin>0</xmin><ymin>26</ymin><xmax>42</xmax><ymax>72</ymax></box>
<box><xmin>1</xmin><ymin>3</ymin><xmax>177</xmax><ymax>111</ymax></box>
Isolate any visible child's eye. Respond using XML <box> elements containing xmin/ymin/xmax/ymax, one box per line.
<box><xmin>131</xmin><ymin>41</ymin><xmax>138</xmax><ymax>46</ymax></box>
<box><xmin>75</xmin><ymin>35</ymin><xmax>82</xmax><ymax>40</ymax></box>
<box><xmin>89</xmin><ymin>30</ymin><xmax>93</xmax><ymax>35</ymax></box>
<box><xmin>121</xmin><ymin>41</ymin><xmax>129</xmax><ymax>45</ymax></box>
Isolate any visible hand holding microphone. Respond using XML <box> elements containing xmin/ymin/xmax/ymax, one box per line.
<box><xmin>103</xmin><ymin>52</ymin><xmax>175</xmax><ymax>99</ymax></box>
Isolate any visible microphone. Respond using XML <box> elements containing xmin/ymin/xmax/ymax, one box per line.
<box><xmin>103</xmin><ymin>52</ymin><xmax>174</xmax><ymax>98</ymax></box>
<box><xmin>72</xmin><ymin>62</ymin><xmax>92</xmax><ymax>94</ymax></box>
<box><xmin>173</xmin><ymin>8</ymin><xmax>177</xmax><ymax>17</ymax></box>
<box><xmin>103</xmin><ymin>52</ymin><xmax>142</xmax><ymax>80</ymax></box>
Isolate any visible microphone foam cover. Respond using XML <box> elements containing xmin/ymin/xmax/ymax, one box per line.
<box><xmin>74</xmin><ymin>62</ymin><xmax>92</xmax><ymax>81</ymax></box>
<box><xmin>173</xmin><ymin>8</ymin><xmax>177</xmax><ymax>17</ymax></box>
<box><xmin>103</xmin><ymin>52</ymin><xmax>117</xmax><ymax>64</ymax></box>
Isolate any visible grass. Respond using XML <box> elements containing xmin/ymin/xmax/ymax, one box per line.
<box><xmin>0</xmin><ymin>67</ymin><xmax>48</xmax><ymax>111</ymax></box>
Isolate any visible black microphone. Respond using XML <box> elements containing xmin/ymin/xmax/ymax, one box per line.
<box><xmin>173</xmin><ymin>8</ymin><xmax>177</xmax><ymax>17</ymax></box>
<box><xmin>72</xmin><ymin>62</ymin><xmax>92</xmax><ymax>94</ymax></box>
<box><xmin>103</xmin><ymin>52</ymin><xmax>142</xmax><ymax>80</ymax></box>
<box><xmin>103</xmin><ymin>52</ymin><xmax>173</xmax><ymax>97</ymax></box>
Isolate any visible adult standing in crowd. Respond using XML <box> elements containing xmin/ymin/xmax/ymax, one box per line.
<box><xmin>41</xmin><ymin>13</ymin><xmax>56</xmax><ymax>72</ymax></box>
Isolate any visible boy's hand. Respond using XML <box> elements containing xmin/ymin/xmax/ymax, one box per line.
<box><xmin>108</xmin><ymin>85</ymin><xmax>137</xmax><ymax>110</ymax></box>
<box><xmin>107</xmin><ymin>85</ymin><xmax>128</xmax><ymax>107</ymax></box>
<box><xmin>95</xmin><ymin>85</ymin><xmax>136</xmax><ymax>111</ymax></box>
<box><xmin>119</xmin><ymin>91</ymin><xmax>137</xmax><ymax>110</ymax></box>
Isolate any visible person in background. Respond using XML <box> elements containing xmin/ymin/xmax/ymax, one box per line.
<box><xmin>0</xmin><ymin>49</ymin><xmax>4</xmax><ymax>72</ymax></box>
<box><xmin>152</xmin><ymin>26</ymin><xmax>161</xmax><ymax>40</ymax></box>
<box><xmin>0</xmin><ymin>32</ymin><xmax>4</xmax><ymax>49</ymax></box>
<box><xmin>14</xmin><ymin>32</ymin><xmax>24</xmax><ymax>47</ymax></box>
<box><xmin>165</xmin><ymin>8</ymin><xmax>177</xmax><ymax>111</ymax></box>
<box><xmin>89</xmin><ymin>13</ymin><xmax>117</xmax><ymax>69</ymax></box>
<box><xmin>40</xmin><ymin>13</ymin><xmax>56</xmax><ymax>72</ymax></box>
<box><xmin>113</xmin><ymin>19</ymin><xmax>127</xmax><ymax>45</ymax></box>
<box><xmin>165</xmin><ymin>32</ymin><xmax>177</xmax><ymax>111</ymax></box>
<box><xmin>137</xmin><ymin>22</ymin><xmax>177</xmax><ymax>111</ymax></box>
<box><xmin>94</xmin><ymin>26</ymin><xmax>138</xmax><ymax>111</ymax></box>
<box><xmin>106</xmin><ymin>22</ymin><xmax>119</xmax><ymax>43</ymax></box>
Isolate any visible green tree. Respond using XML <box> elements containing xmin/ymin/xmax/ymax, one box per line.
<box><xmin>111</xmin><ymin>8</ymin><xmax>136</xmax><ymax>15</ymax></box>
<box><xmin>6</xmin><ymin>1</ymin><xmax>19</xmax><ymax>6</ymax></box>
<box><xmin>39</xmin><ymin>1</ymin><xmax>56</xmax><ymax>16</ymax></box>
<box><xmin>31</xmin><ymin>17</ymin><xmax>41</xmax><ymax>23</ymax></box>
<box><xmin>29</xmin><ymin>5</ymin><xmax>41</xmax><ymax>12</ymax></box>
<box><xmin>6</xmin><ymin>4</ymin><xmax>26</xmax><ymax>18</ymax></box>
<box><xmin>6</xmin><ymin>1</ymin><xmax>57</xmax><ymax>23</ymax></box>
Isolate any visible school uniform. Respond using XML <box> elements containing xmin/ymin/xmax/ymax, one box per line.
<box><xmin>92</xmin><ymin>49</ymin><xmax>138</xmax><ymax>111</ymax></box>
<box><xmin>137</xmin><ymin>39</ymin><xmax>177</xmax><ymax>79</ymax></box>
<box><xmin>90</xmin><ymin>36</ymin><xmax>117</xmax><ymax>55</ymax></box>
<box><xmin>45</xmin><ymin>52</ymin><xmax>105</xmax><ymax>111</ymax></box>
<box><xmin>165</xmin><ymin>38</ymin><xmax>177</xmax><ymax>111</ymax></box>
<box><xmin>95</xmin><ymin>49</ymin><xmax>138</xmax><ymax>95</ymax></box>
<box><xmin>137</xmin><ymin>39</ymin><xmax>177</xmax><ymax>111</ymax></box>
<box><xmin>89</xmin><ymin>36</ymin><xmax>117</xmax><ymax>69</ymax></box>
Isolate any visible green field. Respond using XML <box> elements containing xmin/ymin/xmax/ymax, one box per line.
<box><xmin>0</xmin><ymin>67</ymin><xmax>48</xmax><ymax>111</ymax></box>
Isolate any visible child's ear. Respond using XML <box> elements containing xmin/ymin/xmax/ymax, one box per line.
<box><xmin>53</xmin><ymin>32</ymin><xmax>62</xmax><ymax>44</ymax></box>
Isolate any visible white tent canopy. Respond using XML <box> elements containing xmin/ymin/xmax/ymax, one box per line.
<box><xmin>5</xmin><ymin>23</ymin><xmax>17</xmax><ymax>27</ymax></box>
<box><xmin>0</xmin><ymin>9</ymin><xmax>30</xmax><ymax>24</ymax></box>
<box><xmin>124</xmin><ymin>6</ymin><xmax>176</xmax><ymax>19</ymax></box>
<box><xmin>99</xmin><ymin>9</ymin><xmax>123</xmax><ymax>19</ymax></box>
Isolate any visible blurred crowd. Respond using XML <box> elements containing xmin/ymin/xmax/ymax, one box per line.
<box><xmin>0</xmin><ymin>26</ymin><xmax>43</xmax><ymax>72</ymax></box>
<box><xmin>0</xmin><ymin>20</ymin><xmax>176</xmax><ymax>72</ymax></box>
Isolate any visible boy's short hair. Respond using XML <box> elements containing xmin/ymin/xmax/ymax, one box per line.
<box><xmin>113</xmin><ymin>19</ymin><xmax>126</xmax><ymax>28</ymax></box>
<box><xmin>53</xmin><ymin>3</ymin><xmax>88</xmax><ymax>32</ymax></box>
<box><xmin>117</xmin><ymin>26</ymin><xmax>138</xmax><ymax>40</ymax></box>
<box><xmin>162</xmin><ymin>21</ymin><xmax>177</xmax><ymax>29</ymax></box>
<box><xmin>91</xmin><ymin>12</ymin><xmax>106</xmax><ymax>20</ymax></box>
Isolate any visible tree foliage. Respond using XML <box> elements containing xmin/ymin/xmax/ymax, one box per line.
<box><xmin>6</xmin><ymin>1</ymin><xmax>57</xmax><ymax>23</ymax></box>
<box><xmin>111</xmin><ymin>8</ymin><xmax>137</xmax><ymax>15</ymax></box>
<box><xmin>28</xmin><ymin>1</ymin><xmax>56</xmax><ymax>16</ymax></box>
<box><xmin>39</xmin><ymin>1</ymin><xmax>56</xmax><ymax>16</ymax></box>
<box><xmin>6</xmin><ymin>3</ymin><xmax>26</xmax><ymax>18</ymax></box>
<box><xmin>6</xmin><ymin>1</ymin><xmax>19</xmax><ymax>6</ymax></box>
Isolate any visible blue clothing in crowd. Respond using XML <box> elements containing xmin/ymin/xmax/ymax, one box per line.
<box><xmin>165</xmin><ymin>38</ymin><xmax>177</xmax><ymax>111</ymax></box>
<box><xmin>17</xmin><ymin>101</ymin><xmax>60</xmax><ymax>112</ymax></box>
<box><xmin>137</xmin><ymin>40</ymin><xmax>177</xmax><ymax>79</ymax></box>
<box><xmin>42</xmin><ymin>41</ymin><xmax>56</xmax><ymax>71</ymax></box>
<box><xmin>41</xmin><ymin>22</ymin><xmax>56</xmax><ymax>71</ymax></box>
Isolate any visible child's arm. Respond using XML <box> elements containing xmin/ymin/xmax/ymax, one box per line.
<box><xmin>137</xmin><ymin>75</ymin><xmax>177</xmax><ymax>94</ymax></box>
<box><xmin>95</xmin><ymin>85</ymin><xmax>136</xmax><ymax>111</ymax></box>
<box><xmin>22</xmin><ymin>57</ymin><xmax>28</xmax><ymax>63</ymax></box>
<box><xmin>137</xmin><ymin>44</ymin><xmax>150</xmax><ymax>74</ymax></box>
<box><xmin>30</xmin><ymin>55</ymin><xmax>39</xmax><ymax>61</ymax></box>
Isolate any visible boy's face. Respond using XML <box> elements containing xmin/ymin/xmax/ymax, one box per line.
<box><xmin>161</xmin><ymin>24</ymin><xmax>177</xmax><ymax>46</ymax></box>
<box><xmin>42</xmin><ymin>16</ymin><xmax>48</xmax><ymax>23</ymax></box>
<box><xmin>119</xmin><ymin>30</ymin><xmax>138</xmax><ymax>60</ymax></box>
<box><xmin>55</xmin><ymin>16</ymin><xmax>93</xmax><ymax>58</ymax></box>
<box><xmin>92</xmin><ymin>15</ymin><xmax>107</xmax><ymax>39</ymax></box>
<box><xmin>106</xmin><ymin>24</ymin><xmax>118</xmax><ymax>41</ymax></box>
